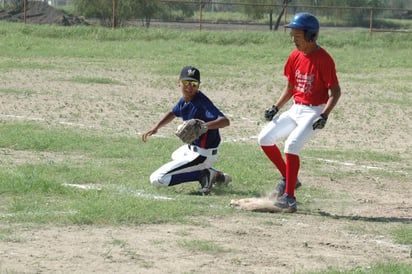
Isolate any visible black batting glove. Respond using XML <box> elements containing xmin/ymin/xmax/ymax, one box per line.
<box><xmin>312</xmin><ymin>114</ymin><xmax>328</xmax><ymax>130</ymax></box>
<box><xmin>264</xmin><ymin>105</ymin><xmax>279</xmax><ymax>121</ymax></box>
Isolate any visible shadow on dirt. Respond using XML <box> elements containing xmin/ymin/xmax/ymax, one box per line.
<box><xmin>312</xmin><ymin>210</ymin><xmax>412</xmax><ymax>224</ymax></box>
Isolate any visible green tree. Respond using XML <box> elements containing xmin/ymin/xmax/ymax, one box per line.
<box><xmin>72</xmin><ymin>0</ymin><xmax>163</xmax><ymax>27</ymax></box>
<box><xmin>72</xmin><ymin>0</ymin><xmax>199</xmax><ymax>28</ymax></box>
<box><xmin>239</xmin><ymin>0</ymin><xmax>273</xmax><ymax>20</ymax></box>
<box><xmin>331</xmin><ymin>0</ymin><xmax>385</xmax><ymax>27</ymax></box>
<box><xmin>72</xmin><ymin>0</ymin><xmax>113</xmax><ymax>25</ymax></box>
<box><xmin>7</xmin><ymin>0</ymin><xmax>24</xmax><ymax>11</ymax></box>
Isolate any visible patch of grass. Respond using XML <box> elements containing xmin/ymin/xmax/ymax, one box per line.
<box><xmin>0</xmin><ymin>121</ymin><xmax>408</xmax><ymax>225</ymax></box>
<box><xmin>302</xmin><ymin>149</ymin><xmax>403</xmax><ymax>163</ymax></box>
<box><xmin>300</xmin><ymin>147</ymin><xmax>411</xmax><ymax>181</ymax></box>
<box><xmin>0</xmin><ymin>88</ymin><xmax>37</xmax><ymax>95</ymax></box>
<box><xmin>108</xmin><ymin>238</ymin><xmax>128</xmax><ymax>248</ymax></box>
<box><xmin>1</xmin><ymin>188</ymin><xmax>225</xmax><ymax>225</ymax></box>
<box><xmin>392</xmin><ymin>225</ymin><xmax>412</xmax><ymax>245</ymax></box>
<box><xmin>69</xmin><ymin>76</ymin><xmax>124</xmax><ymax>85</ymax></box>
<box><xmin>300</xmin><ymin>185</ymin><xmax>342</xmax><ymax>201</ymax></box>
<box><xmin>1</xmin><ymin>22</ymin><xmax>411</xmax><ymax>75</ymax></box>
<box><xmin>0</xmin><ymin>227</ymin><xmax>22</xmax><ymax>243</ymax></box>
<box><xmin>307</xmin><ymin>262</ymin><xmax>412</xmax><ymax>274</ymax></box>
<box><xmin>0</xmin><ymin>60</ymin><xmax>55</xmax><ymax>70</ymax></box>
<box><xmin>0</xmin><ymin>122</ymin><xmax>139</xmax><ymax>157</ymax></box>
<box><xmin>177</xmin><ymin>239</ymin><xmax>230</xmax><ymax>254</ymax></box>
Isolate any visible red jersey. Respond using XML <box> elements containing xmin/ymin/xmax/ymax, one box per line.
<box><xmin>284</xmin><ymin>47</ymin><xmax>339</xmax><ymax>106</ymax></box>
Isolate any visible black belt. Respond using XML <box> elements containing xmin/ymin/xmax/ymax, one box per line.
<box><xmin>188</xmin><ymin>145</ymin><xmax>218</xmax><ymax>155</ymax></box>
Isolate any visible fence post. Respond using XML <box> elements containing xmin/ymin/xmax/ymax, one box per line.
<box><xmin>112</xmin><ymin>0</ymin><xmax>117</xmax><ymax>29</ymax></box>
<box><xmin>369</xmin><ymin>8</ymin><xmax>374</xmax><ymax>32</ymax></box>
<box><xmin>283</xmin><ymin>3</ymin><xmax>289</xmax><ymax>32</ymax></box>
<box><xmin>24</xmin><ymin>0</ymin><xmax>27</xmax><ymax>24</ymax></box>
<box><xmin>199</xmin><ymin>0</ymin><xmax>203</xmax><ymax>31</ymax></box>
<box><xmin>112</xmin><ymin>0</ymin><xmax>116</xmax><ymax>29</ymax></box>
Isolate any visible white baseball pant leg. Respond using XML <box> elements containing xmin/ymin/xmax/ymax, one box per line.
<box><xmin>258</xmin><ymin>104</ymin><xmax>325</xmax><ymax>155</ymax></box>
<box><xmin>150</xmin><ymin>144</ymin><xmax>218</xmax><ymax>186</ymax></box>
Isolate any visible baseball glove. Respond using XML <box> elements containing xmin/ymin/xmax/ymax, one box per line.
<box><xmin>312</xmin><ymin>114</ymin><xmax>328</xmax><ymax>130</ymax></box>
<box><xmin>264</xmin><ymin>105</ymin><xmax>279</xmax><ymax>121</ymax></box>
<box><xmin>175</xmin><ymin>119</ymin><xmax>208</xmax><ymax>144</ymax></box>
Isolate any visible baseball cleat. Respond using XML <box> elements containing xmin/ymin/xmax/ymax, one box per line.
<box><xmin>198</xmin><ymin>169</ymin><xmax>217</xmax><ymax>195</ymax></box>
<box><xmin>212</xmin><ymin>168</ymin><xmax>232</xmax><ymax>186</ymax></box>
<box><xmin>273</xmin><ymin>193</ymin><xmax>297</xmax><ymax>213</ymax></box>
<box><xmin>269</xmin><ymin>177</ymin><xmax>302</xmax><ymax>199</ymax></box>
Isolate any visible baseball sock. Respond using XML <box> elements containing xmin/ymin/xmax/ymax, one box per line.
<box><xmin>285</xmin><ymin>153</ymin><xmax>300</xmax><ymax>197</ymax></box>
<box><xmin>261</xmin><ymin>145</ymin><xmax>286</xmax><ymax>178</ymax></box>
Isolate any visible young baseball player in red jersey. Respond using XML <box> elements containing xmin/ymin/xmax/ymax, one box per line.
<box><xmin>258</xmin><ymin>13</ymin><xmax>341</xmax><ymax>212</ymax></box>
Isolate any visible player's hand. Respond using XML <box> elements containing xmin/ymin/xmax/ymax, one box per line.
<box><xmin>142</xmin><ymin>129</ymin><xmax>157</xmax><ymax>142</ymax></box>
<box><xmin>264</xmin><ymin>105</ymin><xmax>279</xmax><ymax>121</ymax></box>
<box><xmin>312</xmin><ymin>114</ymin><xmax>328</xmax><ymax>130</ymax></box>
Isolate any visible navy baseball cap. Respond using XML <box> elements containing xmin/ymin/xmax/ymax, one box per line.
<box><xmin>179</xmin><ymin>66</ymin><xmax>200</xmax><ymax>83</ymax></box>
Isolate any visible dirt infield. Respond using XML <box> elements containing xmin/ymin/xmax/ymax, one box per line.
<box><xmin>2</xmin><ymin>214</ymin><xmax>410</xmax><ymax>274</ymax></box>
<box><xmin>0</xmin><ymin>54</ymin><xmax>411</xmax><ymax>273</ymax></box>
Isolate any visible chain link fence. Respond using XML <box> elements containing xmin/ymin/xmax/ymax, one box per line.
<box><xmin>152</xmin><ymin>0</ymin><xmax>412</xmax><ymax>32</ymax></box>
<box><xmin>4</xmin><ymin>0</ymin><xmax>412</xmax><ymax>32</ymax></box>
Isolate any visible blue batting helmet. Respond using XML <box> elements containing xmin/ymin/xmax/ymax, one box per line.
<box><xmin>285</xmin><ymin>13</ymin><xmax>319</xmax><ymax>42</ymax></box>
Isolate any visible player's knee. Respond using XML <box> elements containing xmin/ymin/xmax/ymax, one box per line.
<box><xmin>284</xmin><ymin>141</ymin><xmax>302</xmax><ymax>155</ymax></box>
<box><xmin>258</xmin><ymin>132</ymin><xmax>274</xmax><ymax>146</ymax></box>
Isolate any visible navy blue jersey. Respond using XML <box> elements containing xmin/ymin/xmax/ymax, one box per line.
<box><xmin>172</xmin><ymin>91</ymin><xmax>224</xmax><ymax>149</ymax></box>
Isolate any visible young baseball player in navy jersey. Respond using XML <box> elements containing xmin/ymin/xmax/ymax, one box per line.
<box><xmin>258</xmin><ymin>13</ymin><xmax>341</xmax><ymax>212</ymax></box>
<box><xmin>142</xmin><ymin>66</ymin><xmax>231</xmax><ymax>195</ymax></box>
